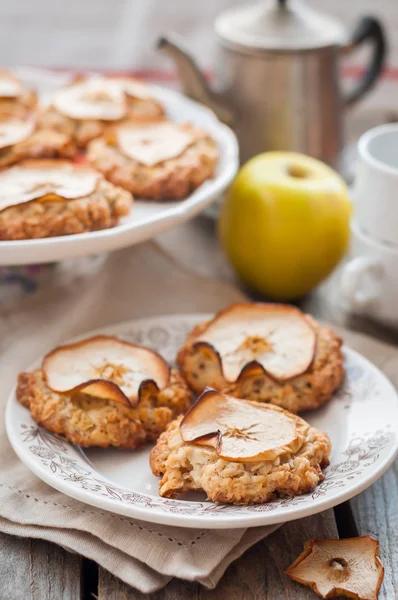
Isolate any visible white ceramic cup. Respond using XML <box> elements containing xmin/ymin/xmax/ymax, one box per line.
<box><xmin>353</xmin><ymin>123</ymin><xmax>398</xmax><ymax>246</ymax></box>
<box><xmin>340</xmin><ymin>221</ymin><xmax>398</xmax><ymax>325</ymax></box>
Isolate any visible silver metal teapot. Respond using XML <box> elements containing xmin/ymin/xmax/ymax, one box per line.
<box><xmin>158</xmin><ymin>0</ymin><xmax>386</xmax><ymax>166</ymax></box>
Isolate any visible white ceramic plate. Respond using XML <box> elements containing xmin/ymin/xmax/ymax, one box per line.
<box><xmin>6</xmin><ymin>314</ymin><xmax>398</xmax><ymax>529</ymax></box>
<box><xmin>0</xmin><ymin>80</ymin><xmax>239</xmax><ymax>266</ymax></box>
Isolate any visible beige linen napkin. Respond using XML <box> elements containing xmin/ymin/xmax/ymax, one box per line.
<box><xmin>0</xmin><ymin>242</ymin><xmax>279</xmax><ymax>593</ymax></box>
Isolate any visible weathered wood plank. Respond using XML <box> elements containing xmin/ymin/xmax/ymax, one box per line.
<box><xmin>350</xmin><ymin>466</ymin><xmax>398</xmax><ymax>600</ymax></box>
<box><xmin>98</xmin><ymin>511</ymin><xmax>338</xmax><ymax>599</ymax></box>
<box><xmin>0</xmin><ymin>532</ymin><xmax>83</xmax><ymax>600</ymax></box>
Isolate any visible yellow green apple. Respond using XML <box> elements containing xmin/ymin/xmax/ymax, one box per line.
<box><xmin>219</xmin><ymin>151</ymin><xmax>352</xmax><ymax>300</ymax></box>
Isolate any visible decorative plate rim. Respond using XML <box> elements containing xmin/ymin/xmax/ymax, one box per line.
<box><xmin>6</xmin><ymin>313</ymin><xmax>398</xmax><ymax>529</ymax></box>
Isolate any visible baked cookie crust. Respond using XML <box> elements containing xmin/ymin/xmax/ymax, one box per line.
<box><xmin>150</xmin><ymin>412</ymin><xmax>331</xmax><ymax>504</ymax></box>
<box><xmin>17</xmin><ymin>368</ymin><xmax>191</xmax><ymax>449</ymax></box>
<box><xmin>0</xmin><ymin>170</ymin><xmax>132</xmax><ymax>240</ymax></box>
<box><xmin>87</xmin><ymin>123</ymin><xmax>219</xmax><ymax>201</ymax></box>
<box><xmin>177</xmin><ymin>314</ymin><xmax>344</xmax><ymax>413</ymax></box>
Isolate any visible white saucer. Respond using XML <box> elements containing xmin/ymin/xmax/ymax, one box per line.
<box><xmin>6</xmin><ymin>314</ymin><xmax>398</xmax><ymax>529</ymax></box>
<box><xmin>0</xmin><ymin>81</ymin><xmax>239</xmax><ymax>266</ymax></box>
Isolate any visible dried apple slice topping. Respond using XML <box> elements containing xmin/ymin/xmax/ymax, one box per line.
<box><xmin>195</xmin><ymin>303</ymin><xmax>316</xmax><ymax>382</ymax></box>
<box><xmin>116</xmin><ymin>122</ymin><xmax>195</xmax><ymax>166</ymax></box>
<box><xmin>0</xmin><ymin>160</ymin><xmax>100</xmax><ymax>211</ymax></box>
<box><xmin>0</xmin><ymin>72</ymin><xmax>23</xmax><ymax>98</ymax></box>
<box><xmin>286</xmin><ymin>537</ymin><xmax>384</xmax><ymax>600</ymax></box>
<box><xmin>112</xmin><ymin>77</ymin><xmax>153</xmax><ymax>100</ymax></box>
<box><xmin>0</xmin><ymin>118</ymin><xmax>35</xmax><ymax>149</ymax></box>
<box><xmin>53</xmin><ymin>77</ymin><xmax>127</xmax><ymax>121</ymax></box>
<box><xmin>42</xmin><ymin>335</ymin><xmax>170</xmax><ymax>406</ymax></box>
<box><xmin>180</xmin><ymin>389</ymin><xmax>309</xmax><ymax>462</ymax></box>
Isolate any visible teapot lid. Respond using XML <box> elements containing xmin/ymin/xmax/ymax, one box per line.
<box><xmin>214</xmin><ymin>0</ymin><xmax>346</xmax><ymax>53</ymax></box>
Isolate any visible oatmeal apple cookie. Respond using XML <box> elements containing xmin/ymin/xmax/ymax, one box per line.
<box><xmin>38</xmin><ymin>76</ymin><xmax>164</xmax><ymax>148</ymax></box>
<box><xmin>17</xmin><ymin>335</ymin><xmax>192</xmax><ymax>449</ymax></box>
<box><xmin>150</xmin><ymin>391</ymin><xmax>331</xmax><ymax>504</ymax></box>
<box><xmin>86</xmin><ymin>120</ymin><xmax>219</xmax><ymax>201</ymax></box>
<box><xmin>177</xmin><ymin>303</ymin><xmax>344</xmax><ymax>413</ymax></box>
<box><xmin>0</xmin><ymin>70</ymin><xmax>37</xmax><ymax>119</ymax></box>
<box><xmin>0</xmin><ymin>159</ymin><xmax>132</xmax><ymax>240</ymax></box>
<box><xmin>18</xmin><ymin>369</ymin><xmax>191</xmax><ymax>449</ymax></box>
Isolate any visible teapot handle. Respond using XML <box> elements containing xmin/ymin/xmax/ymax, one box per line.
<box><xmin>342</xmin><ymin>16</ymin><xmax>386</xmax><ymax>108</ymax></box>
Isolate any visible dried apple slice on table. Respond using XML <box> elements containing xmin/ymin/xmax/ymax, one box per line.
<box><xmin>195</xmin><ymin>303</ymin><xmax>316</xmax><ymax>383</ymax></box>
<box><xmin>42</xmin><ymin>335</ymin><xmax>170</xmax><ymax>407</ymax></box>
<box><xmin>0</xmin><ymin>159</ymin><xmax>101</xmax><ymax>211</ymax></box>
<box><xmin>180</xmin><ymin>388</ymin><xmax>310</xmax><ymax>462</ymax></box>
<box><xmin>286</xmin><ymin>537</ymin><xmax>384</xmax><ymax>600</ymax></box>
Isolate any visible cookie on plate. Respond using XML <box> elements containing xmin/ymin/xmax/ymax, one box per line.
<box><xmin>38</xmin><ymin>76</ymin><xmax>164</xmax><ymax>148</ymax></box>
<box><xmin>87</xmin><ymin>120</ymin><xmax>219</xmax><ymax>201</ymax></box>
<box><xmin>177</xmin><ymin>303</ymin><xmax>344</xmax><ymax>413</ymax></box>
<box><xmin>0</xmin><ymin>159</ymin><xmax>132</xmax><ymax>240</ymax></box>
<box><xmin>0</xmin><ymin>118</ymin><xmax>76</xmax><ymax>168</ymax></box>
<box><xmin>150</xmin><ymin>389</ymin><xmax>331</xmax><ymax>504</ymax></box>
<box><xmin>17</xmin><ymin>335</ymin><xmax>192</xmax><ymax>449</ymax></box>
<box><xmin>0</xmin><ymin>70</ymin><xmax>37</xmax><ymax>119</ymax></box>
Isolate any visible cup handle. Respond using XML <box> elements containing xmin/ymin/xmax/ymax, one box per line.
<box><xmin>340</xmin><ymin>257</ymin><xmax>383</xmax><ymax>310</ymax></box>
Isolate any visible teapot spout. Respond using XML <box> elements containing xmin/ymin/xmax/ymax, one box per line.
<box><xmin>157</xmin><ymin>34</ymin><xmax>234</xmax><ymax>125</ymax></box>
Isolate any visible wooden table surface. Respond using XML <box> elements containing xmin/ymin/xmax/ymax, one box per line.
<box><xmin>2</xmin><ymin>110</ymin><xmax>398</xmax><ymax>599</ymax></box>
